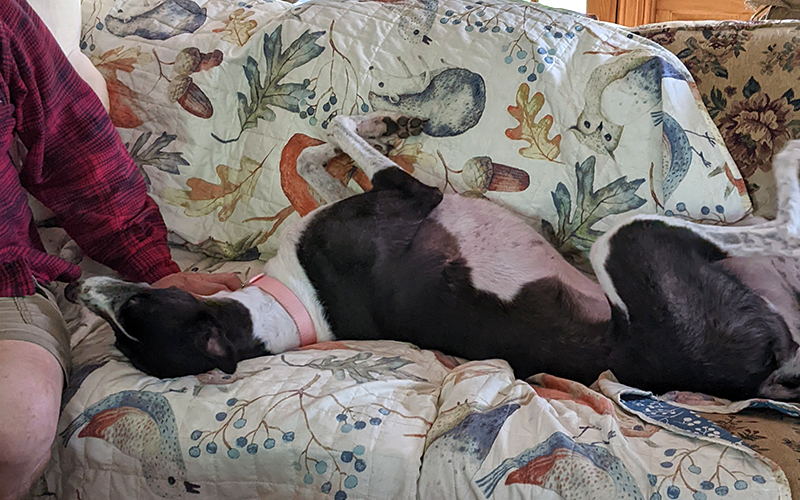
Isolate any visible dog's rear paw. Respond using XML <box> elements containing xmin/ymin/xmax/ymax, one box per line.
<box><xmin>759</xmin><ymin>351</ymin><xmax>800</xmax><ymax>401</ymax></box>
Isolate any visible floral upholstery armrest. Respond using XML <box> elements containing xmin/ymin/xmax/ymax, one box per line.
<box><xmin>634</xmin><ymin>20</ymin><xmax>800</xmax><ymax>218</ymax></box>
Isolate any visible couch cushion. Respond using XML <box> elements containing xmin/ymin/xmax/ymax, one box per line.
<box><xmin>634</xmin><ymin>20</ymin><xmax>800</xmax><ymax>218</ymax></box>
<box><xmin>80</xmin><ymin>0</ymin><xmax>749</xmax><ymax>263</ymax></box>
<box><xmin>28</xmin><ymin>0</ymin><xmax>110</xmax><ymax>109</ymax></box>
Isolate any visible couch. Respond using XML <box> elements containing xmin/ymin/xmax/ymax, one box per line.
<box><xmin>28</xmin><ymin>0</ymin><xmax>800</xmax><ymax>497</ymax></box>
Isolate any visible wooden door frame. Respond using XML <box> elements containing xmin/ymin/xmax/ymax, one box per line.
<box><xmin>586</xmin><ymin>0</ymin><xmax>618</xmax><ymax>22</ymax></box>
<box><xmin>586</xmin><ymin>0</ymin><xmax>657</xmax><ymax>25</ymax></box>
<box><xmin>585</xmin><ymin>0</ymin><xmax>754</xmax><ymax>26</ymax></box>
<box><xmin>615</xmin><ymin>0</ymin><xmax>657</xmax><ymax>25</ymax></box>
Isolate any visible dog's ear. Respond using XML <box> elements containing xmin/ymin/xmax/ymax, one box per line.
<box><xmin>205</xmin><ymin>334</ymin><xmax>238</xmax><ymax>374</ymax></box>
<box><xmin>195</xmin><ymin>315</ymin><xmax>238</xmax><ymax>374</ymax></box>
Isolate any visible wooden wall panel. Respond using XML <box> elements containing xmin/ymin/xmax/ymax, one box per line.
<box><xmin>617</xmin><ymin>0</ymin><xmax>656</xmax><ymax>26</ymax></box>
<box><xmin>653</xmin><ymin>0</ymin><xmax>754</xmax><ymax>22</ymax></box>
<box><xmin>587</xmin><ymin>0</ymin><xmax>755</xmax><ymax>26</ymax></box>
<box><xmin>586</xmin><ymin>0</ymin><xmax>618</xmax><ymax>22</ymax></box>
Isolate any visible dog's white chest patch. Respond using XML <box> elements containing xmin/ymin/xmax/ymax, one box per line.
<box><xmin>431</xmin><ymin>195</ymin><xmax>610</xmax><ymax>321</ymax></box>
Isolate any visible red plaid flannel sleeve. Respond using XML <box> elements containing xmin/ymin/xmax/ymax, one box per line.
<box><xmin>0</xmin><ymin>0</ymin><xmax>179</xmax><ymax>294</ymax></box>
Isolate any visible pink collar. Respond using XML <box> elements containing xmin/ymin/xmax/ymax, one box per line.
<box><xmin>247</xmin><ymin>273</ymin><xmax>317</xmax><ymax>347</ymax></box>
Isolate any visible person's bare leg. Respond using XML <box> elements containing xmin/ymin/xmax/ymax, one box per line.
<box><xmin>0</xmin><ymin>340</ymin><xmax>62</xmax><ymax>500</ymax></box>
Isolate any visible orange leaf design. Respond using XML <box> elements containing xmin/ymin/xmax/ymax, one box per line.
<box><xmin>386</xmin><ymin>139</ymin><xmax>438</xmax><ymax>174</ymax></box>
<box><xmin>213</xmin><ymin>8</ymin><xmax>258</xmax><ymax>47</ymax></box>
<box><xmin>93</xmin><ymin>46</ymin><xmax>151</xmax><ymax>74</ymax></box>
<box><xmin>106</xmin><ymin>79</ymin><xmax>144</xmax><ymax>128</ymax></box>
<box><xmin>505</xmin><ymin>84</ymin><xmax>561</xmax><ymax>162</ymax></box>
<box><xmin>91</xmin><ymin>46</ymin><xmax>152</xmax><ymax>128</ymax></box>
<box><xmin>162</xmin><ymin>155</ymin><xmax>265</xmax><ymax>221</ymax></box>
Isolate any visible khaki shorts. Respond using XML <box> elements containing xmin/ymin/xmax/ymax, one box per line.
<box><xmin>0</xmin><ymin>283</ymin><xmax>70</xmax><ymax>378</ymax></box>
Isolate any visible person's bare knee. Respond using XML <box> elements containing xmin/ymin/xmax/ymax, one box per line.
<box><xmin>0</xmin><ymin>340</ymin><xmax>63</xmax><ymax>500</ymax></box>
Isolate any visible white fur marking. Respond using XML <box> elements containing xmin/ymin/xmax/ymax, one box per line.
<box><xmin>262</xmin><ymin>206</ymin><xmax>335</xmax><ymax>347</ymax></box>
<box><xmin>329</xmin><ymin>115</ymin><xmax>399</xmax><ymax>178</ymax></box>
<box><xmin>588</xmin><ymin>224</ymin><xmax>630</xmax><ymax>319</ymax></box>
<box><xmin>210</xmin><ymin>287</ymin><xmax>300</xmax><ymax>354</ymax></box>
<box><xmin>296</xmin><ymin>143</ymin><xmax>352</xmax><ymax>205</ymax></box>
<box><xmin>210</xmin><ymin>209</ymin><xmax>335</xmax><ymax>353</ymax></box>
<box><xmin>432</xmin><ymin>195</ymin><xmax>611</xmax><ymax>322</ymax></box>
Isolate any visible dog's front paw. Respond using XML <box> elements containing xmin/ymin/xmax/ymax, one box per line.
<box><xmin>351</xmin><ymin>112</ymin><xmax>427</xmax><ymax>140</ymax></box>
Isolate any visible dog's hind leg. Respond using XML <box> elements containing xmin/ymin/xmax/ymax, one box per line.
<box><xmin>296</xmin><ymin>142</ymin><xmax>354</xmax><ymax>205</ymax></box>
<box><xmin>594</xmin><ymin>141</ymin><xmax>800</xmax><ymax>270</ymax></box>
<box><xmin>592</xmin><ymin>218</ymin><xmax>797</xmax><ymax>399</ymax></box>
<box><xmin>591</xmin><ymin>141</ymin><xmax>800</xmax><ymax>318</ymax></box>
<box><xmin>296</xmin><ymin>113</ymin><xmax>434</xmax><ymax>206</ymax></box>
<box><xmin>328</xmin><ymin>113</ymin><xmax>425</xmax><ymax>179</ymax></box>
<box><xmin>590</xmin><ymin>141</ymin><xmax>800</xmax><ymax>400</ymax></box>
<box><xmin>327</xmin><ymin>113</ymin><xmax>442</xmax><ymax>208</ymax></box>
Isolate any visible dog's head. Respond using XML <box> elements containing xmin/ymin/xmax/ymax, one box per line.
<box><xmin>66</xmin><ymin>276</ymin><xmax>239</xmax><ymax>378</ymax></box>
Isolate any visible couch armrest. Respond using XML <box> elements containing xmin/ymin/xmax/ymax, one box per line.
<box><xmin>634</xmin><ymin>20</ymin><xmax>800</xmax><ymax>218</ymax></box>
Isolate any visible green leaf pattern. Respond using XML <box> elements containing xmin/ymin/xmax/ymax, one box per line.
<box><xmin>281</xmin><ymin>352</ymin><xmax>428</xmax><ymax>384</ymax></box>
<box><xmin>547</xmin><ymin>156</ymin><xmax>646</xmax><ymax>251</ymax></box>
<box><xmin>213</xmin><ymin>26</ymin><xmax>325</xmax><ymax>142</ymax></box>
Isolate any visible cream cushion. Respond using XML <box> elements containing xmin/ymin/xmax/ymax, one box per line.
<box><xmin>26</xmin><ymin>0</ymin><xmax>110</xmax><ymax>110</ymax></box>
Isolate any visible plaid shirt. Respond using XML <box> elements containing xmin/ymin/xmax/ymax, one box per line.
<box><xmin>0</xmin><ymin>0</ymin><xmax>179</xmax><ymax>297</ymax></box>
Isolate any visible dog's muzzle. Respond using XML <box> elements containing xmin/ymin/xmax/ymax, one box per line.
<box><xmin>66</xmin><ymin>276</ymin><xmax>151</xmax><ymax>342</ymax></box>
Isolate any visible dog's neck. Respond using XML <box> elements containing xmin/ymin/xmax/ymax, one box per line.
<box><xmin>210</xmin><ymin>287</ymin><xmax>300</xmax><ymax>353</ymax></box>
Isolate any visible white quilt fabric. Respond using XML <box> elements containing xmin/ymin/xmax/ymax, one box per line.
<box><xmin>76</xmin><ymin>0</ymin><xmax>749</xmax><ymax>262</ymax></box>
<box><xmin>43</xmin><ymin>0</ymin><xmax>797</xmax><ymax>497</ymax></box>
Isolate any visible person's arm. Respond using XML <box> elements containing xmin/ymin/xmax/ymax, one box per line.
<box><xmin>2</xmin><ymin>0</ymin><xmax>241</xmax><ymax>295</ymax></box>
<box><xmin>2</xmin><ymin>0</ymin><xmax>178</xmax><ymax>283</ymax></box>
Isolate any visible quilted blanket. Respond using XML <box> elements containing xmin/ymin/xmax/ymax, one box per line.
<box><xmin>44</xmin><ymin>0</ymin><xmax>800</xmax><ymax>497</ymax></box>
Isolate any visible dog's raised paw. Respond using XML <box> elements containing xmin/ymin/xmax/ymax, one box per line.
<box><xmin>389</xmin><ymin>116</ymin><xmax>426</xmax><ymax>139</ymax></box>
<box><xmin>352</xmin><ymin>112</ymin><xmax>427</xmax><ymax>140</ymax></box>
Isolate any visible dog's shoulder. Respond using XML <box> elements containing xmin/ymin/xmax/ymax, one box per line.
<box><xmin>263</xmin><ymin>206</ymin><xmax>334</xmax><ymax>342</ymax></box>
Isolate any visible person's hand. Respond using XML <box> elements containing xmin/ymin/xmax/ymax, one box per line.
<box><xmin>152</xmin><ymin>272</ymin><xmax>242</xmax><ymax>296</ymax></box>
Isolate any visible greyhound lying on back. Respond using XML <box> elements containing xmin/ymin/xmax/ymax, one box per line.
<box><xmin>68</xmin><ymin>112</ymin><xmax>800</xmax><ymax>401</ymax></box>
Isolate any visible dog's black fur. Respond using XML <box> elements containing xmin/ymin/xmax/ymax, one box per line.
<box><xmin>109</xmin><ymin>287</ymin><xmax>267</xmax><ymax>378</ymax></box>
<box><xmin>295</xmin><ymin>167</ymin><xmax>613</xmax><ymax>384</ymax></box>
<box><xmin>72</xmin><ymin>165</ymin><xmax>799</xmax><ymax>400</ymax></box>
<box><xmin>603</xmin><ymin>221</ymin><xmax>795</xmax><ymax>400</ymax></box>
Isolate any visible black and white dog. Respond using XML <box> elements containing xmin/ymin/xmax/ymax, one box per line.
<box><xmin>68</xmin><ymin>113</ymin><xmax>800</xmax><ymax>402</ymax></box>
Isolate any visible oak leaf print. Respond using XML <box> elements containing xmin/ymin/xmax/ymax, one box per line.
<box><xmin>213</xmin><ymin>8</ymin><xmax>258</xmax><ymax>46</ymax></box>
<box><xmin>506</xmin><ymin>83</ymin><xmax>561</xmax><ymax>162</ymax></box>
<box><xmin>387</xmin><ymin>139</ymin><xmax>438</xmax><ymax>174</ymax></box>
<box><xmin>91</xmin><ymin>46</ymin><xmax>152</xmax><ymax>128</ymax></box>
<box><xmin>281</xmin><ymin>352</ymin><xmax>427</xmax><ymax>383</ymax></box>
<box><xmin>544</xmin><ymin>156</ymin><xmax>646</xmax><ymax>253</ymax></box>
<box><xmin>162</xmin><ymin>155</ymin><xmax>264</xmax><ymax>221</ymax></box>
<box><xmin>126</xmin><ymin>131</ymin><xmax>188</xmax><ymax>186</ymax></box>
<box><xmin>212</xmin><ymin>25</ymin><xmax>325</xmax><ymax>143</ymax></box>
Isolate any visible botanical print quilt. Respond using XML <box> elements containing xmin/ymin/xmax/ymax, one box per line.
<box><xmin>41</xmin><ymin>252</ymin><xmax>797</xmax><ymax>500</ymax></box>
<box><xmin>79</xmin><ymin>0</ymin><xmax>749</xmax><ymax>265</ymax></box>
<box><xmin>51</xmin><ymin>0</ymin><xmax>799</xmax><ymax>498</ymax></box>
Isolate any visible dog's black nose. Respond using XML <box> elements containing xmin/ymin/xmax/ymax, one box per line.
<box><xmin>64</xmin><ymin>281</ymin><xmax>80</xmax><ymax>304</ymax></box>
